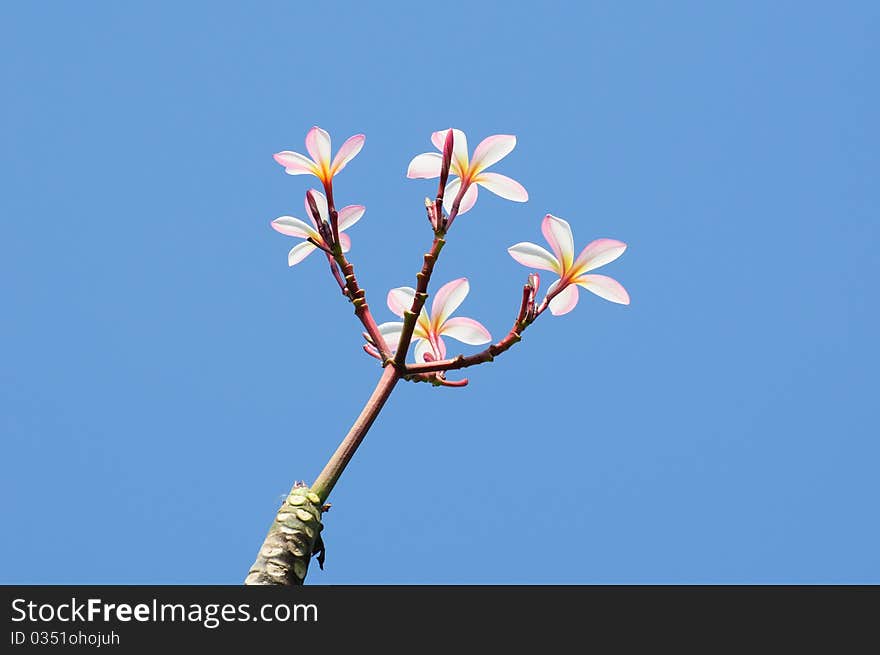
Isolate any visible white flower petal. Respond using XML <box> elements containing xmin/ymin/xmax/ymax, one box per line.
<box><xmin>575</xmin><ymin>274</ymin><xmax>631</xmax><ymax>305</ymax></box>
<box><xmin>406</xmin><ymin>152</ymin><xmax>443</xmax><ymax>179</ymax></box>
<box><xmin>470</xmin><ymin>134</ymin><xmax>517</xmax><ymax>174</ymax></box>
<box><xmin>431</xmin><ymin>278</ymin><xmax>469</xmax><ymax>327</ymax></box>
<box><xmin>440</xmin><ymin>316</ymin><xmax>492</xmax><ymax>345</ymax></box>
<box><xmin>288</xmin><ymin>241</ymin><xmax>317</xmax><ymax>266</ymax></box>
<box><xmin>271</xmin><ymin>216</ymin><xmax>319</xmax><ymax>240</ymax></box>
<box><xmin>305</xmin><ymin>126</ymin><xmax>331</xmax><ymax>169</ymax></box>
<box><xmin>542</xmin><ymin>214</ymin><xmax>575</xmax><ymax>272</ymax></box>
<box><xmin>548</xmin><ymin>283</ymin><xmax>579</xmax><ymax>315</ymax></box>
<box><xmin>474</xmin><ymin>172</ymin><xmax>528</xmax><ymax>202</ymax></box>
<box><xmin>507</xmin><ymin>242</ymin><xmax>561</xmax><ymax>273</ymax></box>
<box><xmin>387</xmin><ymin>286</ymin><xmax>416</xmax><ymax>317</ymax></box>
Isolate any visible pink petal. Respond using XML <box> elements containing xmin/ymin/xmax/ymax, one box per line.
<box><xmin>571</xmin><ymin>238</ymin><xmax>627</xmax><ymax>276</ymax></box>
<box><xmin>288</xmin><ymin>241</ymin><xmax>317</xmax><ymax>266</ymax></box>
<box><xmin>435</xmin><ymin>335</ymin><xmax>447</xmax><ymax>359</ymax></box>
<box><xmin>470</xmin><ymin>134</ymin><xmax>517</xmax><ymax>174</ymax></box>
<box><xmin>440</xmin><ymin>316</ymin><xmax>492</xmax><ymax>345</ymax></box>
<box><xmin>507</xmin><ymin>242</ymin><xmax>561</xmax><ymax>273</ymax></box>
<box><xmin>271</xmin><ymin>216</ymin><xmax>320</xmax><ymax>240</ymax></box>
<box><xmin>431</xmin><ymin>278</ymin><xmax>469</xmax><ymax>327</ymax></box>
<box><xmin>406</xmin><ymin>152</ymin><xmax>443</xmax><ymax>179</ymax></box>
<box><xmin>387</xmin><ymin>286</ymin><xmax>416</xmax><ymax>317</ymax></box>
<box><xmin>542</xmin><ymin>214</ymin><xmax>575</xmax><ymax>272</ymax></box>
<box><xmin>330</xmin><ymin>134</ymin><xmax>365</xmax><ymax>176</ymax></box>
<box><xmin>338</xmin><ymin>232</ymin><xmax>352</xmax><ymax>253</ymax></box>
<box><xmin>431</xmin><ymin>128</ymin><xmax>468</xmax><ymax>175</ymax></box>
<box><xmin>337</xmin><ymin>205</ymin><xmax>365</xmax><ymax>232</ymax></box>
<box><xmin>273</xmin><ymin>151</ymin><xmax>317</xmax><ymax>176</ymax></box>
<box><xmin>474</xmin><ymin>172</ymin><xmax>528</xmax><ymax>202</ymax></box>
<box><xmin>304</xmin><ymin>189</ymin><xmax>329</xmax><ymax>225</ymax></box>
<box><xmin>305</xmin><ymin>126</ymin><xmax>331</xmax><ymax>170</ymax></box>
<box><xmin>548</xmin><ymin>282</ymin><xmax>579</xmax><ymax>315</ymax></box>
<box><xmin>575</xmin><ymin>274</ymin><xmax>630</xmax><ymax>305</ymax></box>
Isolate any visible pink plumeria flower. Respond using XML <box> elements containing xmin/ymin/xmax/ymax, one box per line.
<box><xmin>406</xmin><ymin>128</ymin><xmax>528</xmax><ymax>215</ymax></box>
<box><xmin>273</xmin><ymin>126</ymin><xmax>365</xmax><ymax>187</ymax></box>
<box><xmin>270</xmin><ymin>190</ymin><xmax>364</xmax><ymax>266</ymax></box>
<box><xmin>508</xmin><ymin>214</ymin><xmax>630</xmax><ymax>315</ymax></box>
<box><xmin>376</xmin><ymin>278</ymin><xmax>492</xmax><ymax>363</ymax></box>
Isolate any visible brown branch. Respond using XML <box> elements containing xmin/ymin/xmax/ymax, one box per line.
<box><xmin>403</xmin><ymin>283</ymin><xmax>536</xmax><ymax>377</ymax></box>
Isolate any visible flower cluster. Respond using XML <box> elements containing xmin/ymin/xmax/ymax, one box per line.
<box><xmin>270</xmin><ymin>125</ymin><xmax>629</xmax><ymax>369</ymax></box>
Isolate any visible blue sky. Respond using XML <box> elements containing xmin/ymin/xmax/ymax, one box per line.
<box><xmin>2</xmin><ymin>1</ymin><xmax>878</xmax><ymax>583</ymax></box>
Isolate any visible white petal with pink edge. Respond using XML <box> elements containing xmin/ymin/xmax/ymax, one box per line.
<box><xmin>470</xmin><ymin>134</ymin><xmax>517</xmax><ymax>173</ymax></box>
<box><xmin>572</xmin><ymin>238</ymin><xmax>627</xmax><ymax>276</ymax></box>
<box><xmin>337</xmin><ymin>205</ymin><xmax>365</xmax><ymax>231</ymax></box>
<box><xmin>432</xmin><ymin>128</ymin><xmax>468</xmax><ymax>174</ymax></box>
<box><xmin>288</xmin><ymin>241</ymin><xmax>317</xmax><ymax>266</ymax></box>
<box><xmin>305</xmin><ymin>126</ymin><xmax>331</xmax><ymax>168</ymax></box>
<box><xmin>507</xmin><ymin>242</ymin><xmax>561</xmax><ymax>273</ymax></box>
<box><xmin>304</xmin><ymin>189</ymin><xmax>329</xmax><ymax>224</ymax></box>
<box><xmin>377</xmin><ymin>322</ymin><xmax>404</xmax><ymax>352</ymax></box>
<box><xmin>406</xmin><ymin>152</ymin><xmax>442</xmax><ymax>179</ymax></box>
<box><xmin>440</xmin><ymin>316</ymin><xmax>492</xmax><ymax>345</ymax></box>
<box><xmin>330</xmin><ymin>134</ymin><xmax>365</xmax><ymax>176</ymax></box>
<box><xmin>575</xmin><ymin>274</ymin><xmax>630</xmax><ymax>305</ymax></box>
<box><xmin>431</xmin><ymin>278</ymin><xmax>470</xmax><ymax>327</ymax></box>
<box><xmin>474</xmin><ymin>172</ymin><xmax>528</xmax><ymax>202</ymax></box>
<box><xmin>548</xmin><ymin>283</ymin><xmax>580</xmax><ymax>315</ymax></box>
<box><xmin>387</xmin><ymin>286</ymin><xmax>416</xmax><ymax>317</ymax></box>
<box><xmin>443</xmin><ymin>181</ymin><xmax>478</xmax><ymax>215</ymax></box>
<box><xmin>338</xmin><ymin>232</ymin><xmax>352</xmax><ymax>253</ymax></box>
<box><xmin>542</xmin><ymin>214</ymin><xmax>575</xmax><ymax>271</ymax></box>
<box><xmin>414</xmin><ymin>339</ymin><xmax>434</xmax><ymax>364</ymax></box>
<box><xmin>274</xmin><ymin>151</ymin><xmax>317</xmax><ymax>175</ymax></box>
<box><xmin>271</xmin><ymin>216</ymin><xmax>320</xmax><ymax>240</ymax></box>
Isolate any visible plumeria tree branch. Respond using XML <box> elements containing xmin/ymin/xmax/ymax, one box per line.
<box><xmin>250</xmin><ymin>125</ymin><xmax>629</xmax><ymax>586</ymax></box>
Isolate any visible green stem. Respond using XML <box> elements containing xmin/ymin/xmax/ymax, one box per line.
<box><xmin>311</xmin><ymin>365</ymin><xmax>400</xmax><ymax>503</ymax></box>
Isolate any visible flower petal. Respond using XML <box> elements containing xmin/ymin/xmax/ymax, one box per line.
<box><xmin>431</xmin><ymin>277</ymin><xmax>469</xmax><ymax>327</ymax></box>
<box><xmin>474</xmin><ymin>172</ymin><xmax>529</xmax><ymax>202</ymax></box>
<box><xmin>288</xmin><ymin>241</ymin><xmax>317</xmax><ymax>266</ymax></box>
<box><xmin>431</xmin><ymin>128</ymin><xmax>468</xmax><ymax>175</ymax></box>
<box><xmin>434</xmin><ymin>335</ymin><xmax>447</xmax><ymax>359</ymax></box>
<box><xmin>440</xmin><ymin>316</ymin><xmax>492</xmax><ymax>345</ymax></box>
<box><xmin>548</xmin><ymin>282</ymin><xmax>579</xmax><ymax>315</ymax></box>
<box><xmin>305</xmin><ymin>126</ymin><xmax>331</xmax><ymax>170</ymax></box>
<box><xmin>337</xmin><ymin>205</ymin><xmax>365</xmax><ymax>232</ymax></box>
<box><xmin>542</xmin><ymin>214</ymin><xmax>575</xmax><ymax>272</ymax></box>
<box><xmin>330</xmin><ymin>134</ymin><xmax>365</xmax><ymax>176</ymax></box>
<box><xmin>575</xmin><ymin>274</ymin><xmax>631</xmax><ymax>305</ymax></box>
<box><xmin>406</xmin><ymin>152</ymin><xmax>443</xmax><ymax>179</ymax></box>
<box><xmin>271</xmin><ymin>216</ymin><xmax>320</xmax><ymax>240</ymax></box>
<box><xmin>273</xmin><ymin>151</ymin><xmax>317</xmax><ymax>176</ymax></box>
<box><xmin>414</xmin><ymin>338</ymin><xmax>434</xmax><ymax>363</ymax></box>
<box><xmin>470</xmin><ymin>134</ymin><xmax>517</xmax><ymax>174</ymax></box>
<box><xmin>377</xmin><ymin>321</ymin><xmax>404</xmax><ymax>352</ymax></box>
<box><xmin>444</xmin><ymin>184</ymin><xmax>479</xmax><ymax>214</ymax></box>
<box><xmin>507</xmin><ymin>242</ymin><xmax>561</xmax><ymax>273</ymax></box>
<box><xmin>304</xmin><ymin>189</ymin><xmax>329</xmax><ymax>225</ymax></box>
<box><xmin>387</xmin><ymin>286</ymin><xmax>416</xmax><ymax>317</ymax></box>
<box><xmin>338</xmin><ymin>232</ymin><xmax>352</xmax><ymax>253</ymax></box>
<box><xmin>572</xmin><ymin>238</ymin><xmax>628</xmax><ymax>276</ymax></box>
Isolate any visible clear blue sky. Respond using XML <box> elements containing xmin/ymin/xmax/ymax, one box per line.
<box><xmin>2</xmin><ymin>1</ymin><xmax>878</xmax><ymax>583</ymax></box>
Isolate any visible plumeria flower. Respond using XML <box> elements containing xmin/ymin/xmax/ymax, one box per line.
<box><xmin>406</xmin><ymin>128</ymin><xmax>528</xmax><ymax>215</ymax></box>
<box><xmin>376</xmin><ymin>278</ymin><xmax>492</xmax><ymax>363</ymax></box>
<box><xmin>273</xmin><ymin>126</ymin><xmax>365</xmax><ymax>187</ymax></box>
<box><xmin>270</xmin><ymin>190</ymin><xmax>364</xmax><ymax>266</ymax></box>
<box><xmin>508</xmin><ymin>214</ymin><xmax>630</xmax><ymax>315</ymax></box>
